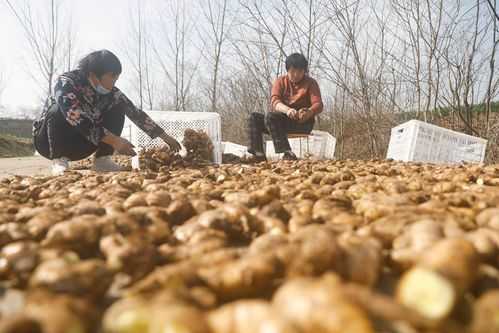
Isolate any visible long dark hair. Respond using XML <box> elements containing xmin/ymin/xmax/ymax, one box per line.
<box><xmin>77</xmin><ymin>50</ymin><xmax>122</xmax><ymax>78</ymax></box>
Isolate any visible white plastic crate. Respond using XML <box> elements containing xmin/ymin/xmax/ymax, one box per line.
<box><xmin>222</xmin><ymin>141</ymin><xmax>249</xmax><ymax>158</ymax></box>
<box><xmin>386</xmin><ymin>120</ymin><xmax>487</xmax><ymax>164</ymax></box>
<box><xmin>128</xmin><ymin>111</ymin><xmax>222</xmax><ymax>164</ymax></box>
<box><xmin>122</xmin><ymin>119</ymin><xmax>133</xmax><ymax>142</ymax></box>
<box><xmin>266</xmin><ymin>130</ymin><xmax>336</xmax><ymax>161</ymax></box>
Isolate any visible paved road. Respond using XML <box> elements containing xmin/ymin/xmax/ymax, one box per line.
<box><xmin>0</xmin><ymin>156</ymin><xmax>51</xmax><ymax>178</ymax></box>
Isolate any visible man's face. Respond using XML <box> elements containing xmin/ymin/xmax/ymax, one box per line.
<box><xmin>287</xmin><ymin>67</ymin><xmax>305</xmax><ymax>83</ymax></box>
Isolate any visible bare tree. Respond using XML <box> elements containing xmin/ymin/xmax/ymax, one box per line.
<box><xmin>227</xmin><ymin>0</ymin><xmax>326</xmax><ymax>116</ymax></box>
<box><xmin>485</xmin><ymin>0</ymin><xmax>498</xmax><ymax>136</ymax></box>
<box><xmin>229</xmin><ymin>31</ymin><xmax>278</xmax><ymax>110</ymax></box>
<box><xmin>4</xmin><ymin>0</ymin><xmax>76</xmax><ymax>102</ymax></box>
<box><xmin>62</xmin><ymin>11</ymin><xmax>77</xmax><ymax>72</ymax></box>
<box><xmin>432</xmin><ymin>0</ymin><xmax>491</xmax><ymax>135</ymax></box>
<box><xmin>232</xmin><ymin>1</ymin><xmax>286</xmax><ymax>106</ymax></box>
<box><xmin>153</xmin><ymin>0</ymin><xmax>200</xmax><ymax>111</ymax></box>
<box><xmin>122</xmin><ymin>0</ymin><xmax>156</xmax><ymax>110</ymax></box>
<box><xmin>236</xmin><ymin>0</ymin><xmax>326</xmax><ymax>76</ymax></box>
<box><xmin>3</xmin><ymin>0</ymin><xmax>492</xmax><ymax>160</ymax></box>
<box><xmin>486</xmin><ymin>0</ymin><xmax>499</xmax><ymax>22</ymax></box>
<box><xmin>391</xmin><ymin>0</ymin><xmax>421</xmax><ymax>117</ymax></box>
<box><xmin>199</xmin><ymin>0</ymin><xmax>232</xmax><ymax>113</ymax></box>
<box><xmin>218</xmin><ymin>70</ymin><xmax>270</xmax><ymax>143</ymax></box>
<box><xmin>277</xmin><ymin>0</ymin><xmax>327</xmax><ymax>74</ymax></box>
<box><xmin>415</xmin><ymin>0</ymin><xmax>444</xmax><ymax>121</ymax></box>
<box><xmin>321</xmin><ymin>0</ymin><xmax>385</xmax><ymax>156</ymax></box>
<box><xmin>238</xmin><ymin>0</ymin><xmax>289</xmax><ymax>64</ymax></box>
<box><xmin>0</xmin><ymin>65</ymin><xmax>6</xmax><ymax>105</ymax></box>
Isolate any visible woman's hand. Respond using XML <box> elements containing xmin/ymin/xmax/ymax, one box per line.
<box><xmin>102</xmin><ymin>134</ymin><xmax>136</xmax><ymax>156</ymax></box>
<box><xmin>160</xmin><ymin>133</ymin><xmax>181</xmax><ymax>152</ymax></box>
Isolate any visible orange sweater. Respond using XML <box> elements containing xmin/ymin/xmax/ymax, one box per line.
<box><xmin>270</xmin><ymin>75</ymin><xmax>323</xmax><ymax>114</ymax></box>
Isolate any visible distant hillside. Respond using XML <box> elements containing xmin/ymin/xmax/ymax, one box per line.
<box><xmin>396</xmin><ymin>101</ymin><xmax>499</xmax><ymax>122</ymax></box>
<box><xmin>0</xmin><ymin>134</ymin><xmax>34</xmax><ymax>157</ymax></box>
<box><xmin>0</xmin><ymin>118</ymin><xmax>35</xmax><ymax>157</ymax></box>
<box><xmin>315</xmin><ymin>101</ymin><xmax>499</xmax><ymax>162</ymax></box>
<box><xmin>0</xmin><ymin>118</ymin><xmax>33</xmax><ymax>139</ymax></box>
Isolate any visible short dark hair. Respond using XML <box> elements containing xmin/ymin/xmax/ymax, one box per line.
<box><xmin>77</xmin><ymin>50</ymin><xmax>122</xmax><ymax>77</ymax></box>
<box><xmin>285</xmin><ymin>53</ymin><xmax>308</xmax><ymax>72</ymax></box>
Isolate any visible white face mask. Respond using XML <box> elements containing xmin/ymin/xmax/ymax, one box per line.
<box><xmin>95</xmin><ymin>84</ymin><xmax>112</xmax><ymax>95</ymax></box>
<box><xmin>89</xmin><ymin>75</ymin><xmax>113</xmax><ymax>95</ymax></box>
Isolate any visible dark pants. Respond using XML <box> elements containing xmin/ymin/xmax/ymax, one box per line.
<box><xmin>247</xmin><ymin>112</ymin><xmax>314</xmax><ymax>154</ymax></box>
<box><xmin>34</xmin><ymin>104</ymin><xmax>125</xmax><ymax>161</ymax></box>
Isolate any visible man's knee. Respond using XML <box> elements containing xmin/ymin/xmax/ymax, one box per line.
<box><xmin>265</xmin><ymin>112</ymin><xmax>288</xmax><ymax>130</ymax></box>
<box><xmin>248</xmin><ymin>112</ymin><xmax>263</xmax><ymax>122</ymax></box>
<box><xmin>265</xmin><ymin>111</ymin><xmax>285</xmax><ymax>123</ymax></box>
<box><xmin>248</xmin><ymin>112</ymin><xmax>265</xmax><ymax>128</ymax></box>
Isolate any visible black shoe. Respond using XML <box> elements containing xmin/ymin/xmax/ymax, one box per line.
<box><xmin>254</xmin><ymin>155</ymin><xmax>267</xmax><ymax>162</ymax></box>
<box><xmin>282</xmin><ymin>151</ymin><xmax>298</xmax><ymax>160</ymax></box>
<box><xmin>248</xmin><ymin>149</ymin><xmax>267</xmax><ymax>163</ymax></box>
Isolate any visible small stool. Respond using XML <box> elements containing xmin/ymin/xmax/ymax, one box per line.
<box><xmin>287</xmin><ymin>133</ymin><xmax>311</xmax><ymax>157</ymax></box>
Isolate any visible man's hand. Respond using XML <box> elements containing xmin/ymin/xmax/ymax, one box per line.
<box><xmin>160</xmin><ymin>133</ymin><xmax>181</xmax><ymax>152</ymax></box>
<box><xmin>298</xmin><ymin>108</ymin><xmax>314</xmax><ymax>123</ymax></box>
<box><xmin>102</xmin><ymin>134</ymin><xmax>136</xmax><ymax>156</ymax></box>
<box><xmin>286</xmin><ymin>108</ymin><xmax>299</xmax><ymax>120</ymax></box>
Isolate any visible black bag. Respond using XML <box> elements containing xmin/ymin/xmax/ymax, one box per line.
<box><xmin>32</xmin><ymin>101</ymin><xmax>58</xmax><ymax>159</ymax></box>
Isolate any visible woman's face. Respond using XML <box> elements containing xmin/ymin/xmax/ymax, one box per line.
<box><xmin>89</xmin><ymin>72</ymin><xmax>119</xmax><ymax>90</ymax></box>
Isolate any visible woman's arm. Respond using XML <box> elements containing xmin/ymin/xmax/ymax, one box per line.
<box><xmin>115</xmin><ymin>92</ymin><xmax>180</xmax><ymax>151</ymax></box>
<box><xmin>114</xmin><ymin>92</ymin><xmax>164</xmax><ymax>139</ymax></box>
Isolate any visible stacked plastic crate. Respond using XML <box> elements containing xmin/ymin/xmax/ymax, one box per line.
<box><xmin>129</xmin><ymin>111</ymin><xmax>222</xmax><ymax>164</ymax></box>
<box><xmin>266</xmin><ymin>130</ymin><xmax>336</xmax><ymax>161</ymax></box>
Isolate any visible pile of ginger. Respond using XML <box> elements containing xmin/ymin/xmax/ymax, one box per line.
<box><xmin>0</xmin><ymin>159</ymin><xmax>499</xmax><ymax>332</ymax></box>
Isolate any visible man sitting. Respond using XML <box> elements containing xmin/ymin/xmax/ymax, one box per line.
<box><xmin>247</xmin><ymin>53</ymin><xmax>323</xmax><ymax>161</ymax></box>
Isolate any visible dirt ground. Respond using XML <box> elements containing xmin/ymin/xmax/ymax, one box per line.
<box><xmin>0</xmin><ymin>156</ymin><xmax>51</xmax><ymax>178</ymax></box>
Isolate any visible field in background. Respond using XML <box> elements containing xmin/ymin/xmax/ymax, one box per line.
<box><xmin>1</xmin><ymin>103</ymin><xmax>499</xmax><ymax>161</ymax></box>
<box><xmin>0</xmin><ymin>134</ymin><xmax>34</xmax><ymax>158</ymax></box>
<box><xmin>0</xmin><ymin>118</ymin><xmax>33</xmax><ymax>138</ymax></box>
<box><xmin>0</xmin><ymin>118</ymin><xmax>33</xmax><ymax>157</ymax></box>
